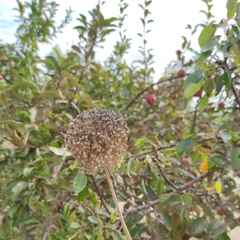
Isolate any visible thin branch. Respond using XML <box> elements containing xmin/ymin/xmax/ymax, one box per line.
<box><xmin>125</xmin><ymin>75</ymin><xmax>179</xmax><ymax>110</ymax></box>
<box><xmin>190</xmin><ymin>101</ymin><xmax>198</xmax><ymax>134</ymax></box>
<box><xmin>124</xmin><ymin>172</ymin><xmax>209</xmax><ymax>216</ymax></box>
<box><xmin>41</xmin><ymin>220</ymin><xmax>52</xmax><ymax>240</ymax></box>
<box><xmin>105</xmin><ymin>169</ymin><xmax>132</xmax><ymax>240</ymax></box>
<box><xmin>231</xmin><ymin>84</ymin><xmax>240</xmax><ymax>107</ymax></box>
<box><xmin>91</xmin><ymin>175</ymin><xmax>110</xmax><ymax>214</ymax></box>
<box><xmin>175</xmin><ymin>173</ymin><xmax>208</xmax><ymax>192</ymax></box>
<box><xmin>127</xmin><ymin>144</ymin><xmax>176</xmax><ymax>160</ymax></box>
<box><xmin>210</xmin><ymin>193</ymin><xmax>240</xmax><ymax>226</ymax></box>
<box><xmin>152</xmin><ymin>145</ymin><xmax>178</xmax><ymax>190</ymax></box>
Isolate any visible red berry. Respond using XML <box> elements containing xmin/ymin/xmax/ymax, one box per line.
<box><xmin>188</xmin><ymin>206</ymin><xmax>193</xmax><ymax>212</ymax></box>
<box><xmin>218</xmin><ymin>102</ymin><xmax>225</xmax><ymax>108</ymax></box>
<box><xmin>177</xmin><ymin>114</ymin><xmax>183</xmax><ymax>121</ymax></box>
<box><xmin>170</xmin><ymin>93</ymin><xmax>178</xmax><ymax>99</ymax></box>
<box><xmin>199</xmin><ymin>123</ymin><xmax>208</xmax><ymax>130</ymax></box>
<box><xmin>183</xmin><ymin>232</ymin><xmax>191</xmax><ymax>240</ymax></box>
<box><xmin>176</xmin><ymin>50</ymin><xmax>181</xmax><ymax>56</ymax></box>
<box><xmin>177</xmin><ymin>69</ymin><xmax>186</xmax><ymax>78</ymax></box>
<box><xmin>189</xmin><ymin>168</ymin><xmax>197</xmax><ymax>176</ymax></box>
<box><xmin>146</xmin><ymin>94</ymin><xmax>157</xmax><ymax>105</ymax></box>
<box><xmin>0</xmin><ymin>74</ymin><xmax>3</xmax><ymax>80</ymax></box>
<box><xmin>217</xmin><ymin>207</ymin><xmax>226</xmax><ymax>216</ymax></box>
<box><xmin>194</xmin><ymin>88</ymin><xmax>203</xmax><ymax>97</ymax></box>
<box><xmin>183</xmin><ymin>157</ymin><xmax>191</xmax><ymax>166</ymax></box>
<box><xmin>235</xmin><ymin>114</ymin><xmax>240</xmax><ymax>121</ymax></box>
<box><xmin>1</xmin><ymin>55</ymin><xmax>8</xmax><ymax>62</ymax></box>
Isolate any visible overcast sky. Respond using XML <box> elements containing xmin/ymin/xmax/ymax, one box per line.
<box><xmin>0</xmin><ymin>0</ymin><xmax>227</xmax><ymax>79</ymax></box>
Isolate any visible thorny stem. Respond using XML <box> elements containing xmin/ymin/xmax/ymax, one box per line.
<box><xmin>105</xmin><ymin>168</ymin><xmax>132</xmax><ymax>240</ymax></box>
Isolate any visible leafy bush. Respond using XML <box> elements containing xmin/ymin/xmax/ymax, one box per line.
<box><xmin>1</xmin><ymin>0</ymin><xmax>240</xmax><ymax>239</ymax></box>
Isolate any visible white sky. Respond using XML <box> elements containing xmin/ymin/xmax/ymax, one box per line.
<box><xmin>0</xmin><ymin>0</ymin><xmax>227</xmax><ymax>79</ymax></box>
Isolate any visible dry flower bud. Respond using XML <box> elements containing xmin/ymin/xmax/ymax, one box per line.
<box><xmin>65</xmin><ymin>108</ymin><xmax>130</xmax><ymax>174</ymax></box>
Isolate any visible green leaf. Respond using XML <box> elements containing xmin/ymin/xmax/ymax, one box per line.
<box><xmin>231</xmin><ymin>148</ymin><xmax>240</xmax><ymax>170</ymax></box>
<box><xmin>134</xmin><ymin>138</ymin><xmax>146</xmax><ymax>147</ymax></box>
<box><xmin>198</xmin><ymin>23</ymin><xmax>217</xmax><ymax>48</ymax></box>
<box><xmin>9</xmin><ymin>80</ymin><xmax>39</xmax><ymax>92</ymax></box>
<box><xmin>77</xmin><ymin>187</ymin><xmax>89</xmax><ymax>201</ymax></box>
<box><xmin>189</xmin><ymin>217</ymin><xmax>208</xmax><ymax>234</ymax></box>
<box><xmin>53</xmin><ymin>47</ymin><xmax>64</xmax><ymax>63</ymax></box>
<box><xmin>197</xmin><ymin>50</ymin><xmax>212</xmax><ymax>65</ymax></box>
<box><xmin>45</xmin><ymin>56</ymin><xmax>61</xmax><ymax>71</ymax></box>
<box><xmin>23</xmin><ymin>167</ymin><xmax>34</xmax><ymax>177</ymax></box>
<box><xmin>160</xmin><ymin>194</ymin><xmax>172</xmax><ymax>203</ymax></box>
<box><xmin>73</xmin><ymin>173</ymin><xmax>87</xmax><ymax>194</ymax></box>
<box><xmin>226</xmin><ymin>0</ymin><xmax>237</xmax><ymax>19</ymax></box>
<box><xmin>157</xmin><ymin>179</ymin><xmax>164</xmax><ymax>194</ymax></box>
<box><xmin>145</xmin><ymin>185</ymin><xmax>157</xmax><ymax>200</ymax></box>
<box><xmin>219</xmin><ymin>130</ymin><xmax>232</xmax><ymax>143</ymax></box>
<box><xmin>63</xmin><ymin>204</ymin><xmax>71</xmax><ymax>219</ymax></box>
<box><xmin>110</xmin><ymin>212</ymin><xmax>117</xmax><ymax>223</ymax></box>
<box><xmin>184</xmin><ymin>80</ymin><xmax>203</xmax><ymax>98</ymax></box>
<box><xmin>70</xmin><ymin>221</ymin><xmax>80</xmax><ymax>229</ymax></box>
<box><xmin>134</xmin><ymin>161</ymin><xmax>144</xmax><ymax>172</ymax></box>
<box><xmin>12</xmin><ymin>182</ymin><xmax>28</xmax><ymax>199</ymax></box>
<box><xmin>72</xmin><ymin>45</ymin><xmax>81</xmax><ymax>53</ymax></box>
<box><xmin>183</xmin><ymin>69</ymin><xmax>204</xmax><ymax>88</ymax></box>
<box><xmin>223</xmin><ymin>69</ymin><xmax>232</xmax><ymax>91</ymax></box>
<box><xmin>0</xmin><ymin>119</ymin><xmax>22</xmax><ymax>127</ymax></box>
<box><xmin>182</xmin><ymin>194</ymin><xmax>192</xmax><ymax>206</ymax></box>
<box><xmin>236</xmin><ymin>2</ymin><xmax>240</xmax><ymax>28</ymax></box>
<box><xmin>177</xmin><ymin>138</ymin><xmax>195</xmax><ymax>156</ymax></box>
<box><xmin>183</xmin><ymin>69</ymin><xmax>204</xmax><ymax>98</ymax></box>
<box><xmin>198</xmin><ymin>95</ymin><xmax>209</xmax><ymax>111</ymax></box>
<box><xmin>219</xmin><ymin>232</ymin><xmax>231</xmax><ymax>240</ymax></box>
<box><xmin>49</xmin><ymin>146</ymin><xmax>72</xmax><ymax>156</ymax></box>
<box><xmin>87</xmin><ymin>216</ymin><xmax>99</xmax><ymax>224</ymax></box>
<box><xmin>8</xmin><ymin>203</ymin><xmax>21</xmax><ymax>218</ymax></box>
<box><xmin>201</xmin><ymin>39</ymin><xmax>217</xmax><ymax>52</ymax></box>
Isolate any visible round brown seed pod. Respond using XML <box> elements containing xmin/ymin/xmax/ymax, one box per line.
<box><xmin>65</xmin><ymin>108</ymin><xmax>130</xmax><ymax>175</ymax></box>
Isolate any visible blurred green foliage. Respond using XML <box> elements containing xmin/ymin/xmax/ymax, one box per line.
<box><xmin>1</xmin><ymin>0</ymin><xmax>240</xmax><ymax>239</ymax></box>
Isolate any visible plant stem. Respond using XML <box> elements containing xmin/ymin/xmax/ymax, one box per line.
<box><xmin>104</xmin><ymin>168</ymin><xmax>132</xmax><ymax>240</ymax></box>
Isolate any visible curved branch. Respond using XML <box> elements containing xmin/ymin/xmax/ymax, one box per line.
<box><xmin>125</xmin><ymin>75</ymin><xmax>179</xmax><ymax>110</ymax></box>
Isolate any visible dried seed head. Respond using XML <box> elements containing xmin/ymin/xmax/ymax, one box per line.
<box><xmin>65</xmin><ymin>109</ymin><xmax>130</xmax><ymax>175</ymax></box>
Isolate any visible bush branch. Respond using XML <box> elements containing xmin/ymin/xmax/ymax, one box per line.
<box><xmin>124</xmin><ymin>172</ymin><xmax>209</xmax><ymax>216</ymax></box>
<box><xmin>231</xmin><ymin>84</ymin><xmax>240</xmax><ymax>107</ymax></box>
<box><xmin>125</xmin><ymin>75</ymin><xmax>179</xmax><ymax>110</ymax></box>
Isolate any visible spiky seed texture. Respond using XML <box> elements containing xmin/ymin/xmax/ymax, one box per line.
<box><xmin>65</xmin><ymin>109</ymin><xmax>130</xmax><ymax>175</ymax></box>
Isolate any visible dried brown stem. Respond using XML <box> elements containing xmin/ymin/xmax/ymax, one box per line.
<box><xmin>105</xmin><ymin>168</ymin><xmax>132</xmax><ymax>240</ymax></box>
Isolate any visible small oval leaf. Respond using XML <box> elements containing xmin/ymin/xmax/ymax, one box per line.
<box><xmin>73</xmin><ymin>173</ymin><xmax>87</xmax><ymax>194</ymax></box>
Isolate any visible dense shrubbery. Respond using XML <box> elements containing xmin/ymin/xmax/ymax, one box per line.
<box><xmin>1</xmin><ymin>0</ymin><xmax>240</xmax><ymax>239</ymax></box>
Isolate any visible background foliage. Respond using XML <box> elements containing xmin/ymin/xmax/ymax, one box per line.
<box><xmin>1</xmin><ymin>0</ymin><xmax>240</xmax><ymax>239</ymax></box>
